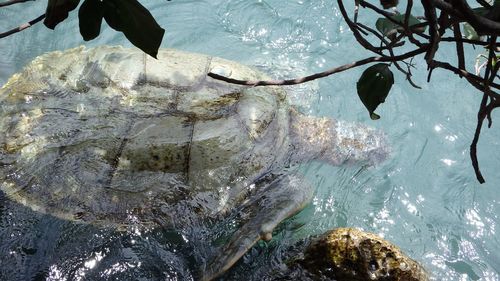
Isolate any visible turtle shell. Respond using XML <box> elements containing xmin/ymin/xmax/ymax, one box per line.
<box><xmin>0</xmin><ymin>46</ymin><xmax>291</xmax><ymax>223</ymax></box>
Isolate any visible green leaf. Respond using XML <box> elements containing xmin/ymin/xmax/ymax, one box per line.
<box><xmin>471</xmin><ymin>1</ymin><xmax>500</xmax><ymax>17</ymax></box>
<box><xmin>44</xmin><ymin>0</ymin><xmax>80</xmax><ymax>29</ymax></box>
<box><xmin>102</xmin><ymin>0</ymin><xmax>165</xmax><ymax>58</ymax></box>
<box><xmin>357</xmin><ymin>63</ymin><xmax>394</xmax><ymax>120</ymax></box>
<box><xmin>463</xmin><ymin>22</ymin><xmax>480</xmax><ymax>40</ymax></box>
<box><xmin>375</xmin><ymin>14</ymin><xmax>425</xmax><ymax>37</ymax></box>
<box><xmin>78</xmin><ymin>0</ymin><xmax>104</xmax><ymax>41</ymax></box>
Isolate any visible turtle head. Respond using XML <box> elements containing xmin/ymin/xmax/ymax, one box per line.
<box><xmin>330</xmin><ymin>119</ymin><xmax>390</xmax><ymax>166</ymax></box>
<box><xmin>290</xmin><ymin>111</ymin><xmax>390</xmax><ymax>166</ymax></box>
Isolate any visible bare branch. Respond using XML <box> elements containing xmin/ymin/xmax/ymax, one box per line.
<box><xmin>433</xmin><ymin>0</ymin><xmax>500</xmax><ymax>35</ymax></box>
<box><xmin>0</xmin><ymin>14</ymin><xmax>45</xmax><ymax>39</ymax></box>
<box><xmin>337</xmin><ymin>0</ymin><xmax>383</xmax><ymax>55</ymax></box>
<box><xmin>403</xmin><ymin>0</ymin><xmax>413</xmax><ymax>32</ymax></box>
<box><xmin>354</xmin><ymin>0</ymin><xmax>360</xmax><ymax>23</ymax></box>
<box><xmin>477</xmin><ymin>0</ymin><xmax>491</xmax><ymax>8</ymax></box>
<box><xmin>430</xmin><ymin>60</ymin><xmax>500</xmax><ymax>93</ymax></box>
<box><xmin>433</xmin><ymin>36</ymin><xmax>496</xmax><ymax>46</ymax></box>
<box><xmin>453</xmin><ymin>23</ymin><xmax>465</xmax><ymax>76</ymax></box>
<box><xmin>0</xmin><ymin>0</ymin><xmax>33</xmax><ymax>8</ymax></box>
<box><xmin>359</xmin><ymin>0</ymin><xmax>426</xmax><ymax>46</ymax></box>
<box><xmin>208</xmin><ymin>46</ymin><xmax>428</xmax><ymax>86</ymax></box>
<box><xmin>471</xmin><ymin>93</ymin><xmax>487</xmax><ymax>184</ymax></box>
<box><xmin>356</xmin><ymin>22</ymin><xmax>404</xmax><ymax>50</ymax></box>
<box><xmin>422</xmin><ymin>0</ymin><xmax>440</xmax><ymax>64</ymax></box>
<box><xmin>470</xmin><ymin>35</ymin><xmax>498</xmax><ymax>184</ymax></box>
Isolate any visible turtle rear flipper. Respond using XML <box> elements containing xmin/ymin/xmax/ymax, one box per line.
<box><xmin>201</xmin><ymin>174</ymin><xmax>314</xmax><ymax>281</ymax></box>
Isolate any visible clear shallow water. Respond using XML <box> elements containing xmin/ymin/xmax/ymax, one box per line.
<box><xmin>1</xmin><ymin>1</ymin><xmax>500</xmax><ymax>281</ymax></box>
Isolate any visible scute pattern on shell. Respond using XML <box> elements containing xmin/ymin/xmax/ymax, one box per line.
<box><xmin>0</xmin><ymin>46</ymin><xmax>290</xmax><ymax>224</ymax></box>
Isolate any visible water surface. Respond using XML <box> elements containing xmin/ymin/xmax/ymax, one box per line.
<box><xmin>1</xmin><ymin>1</ymin><xmax>500</xmax><ymax>280</ymax></box>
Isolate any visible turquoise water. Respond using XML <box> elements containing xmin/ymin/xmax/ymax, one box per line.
<box><xmin>1</xmin><ymin>1</ymin><xmax>500</xmax><ymax>280</ymax></box>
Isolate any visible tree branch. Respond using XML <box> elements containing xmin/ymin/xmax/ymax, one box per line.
<box><xmin>208</xmin><ymin>46</ymin><xmax>428</xmax><ymax>86</ymax></box>
<box><xmin>0</xmin><ymin>14</ymin><xmax>45</xmax><ymax>39</ymax></box>
<box><xmin>422</xmin><ymin>0</ymin><xmax>440</xmax><ymax>64</ymax></box>
<box><xmin>470</xmin><ymin>35</ymin><xmax>498</xmax><ymax>184</ymax></box>
<box><xmin>453</xmin><ymin>23</ymin><xmax>465</xmax><ymax>76</ymax></box>
<box><xmin>430</xmin><ymin>60</ymin><xmax>500</xmax><ymax>93</ymax></box>
<box><xmin>433</xmin><ymin>0</ymin><xmax>500</xmax><ymax>35</ymax></box>
<box><xmin>471</xmin><ymin>93</ymin><xmax>487</xmax><ymax>184</ymax></box>
<box><xmin>0</xmin><ymin>0</ymin><xmax>33</xmax><ymax>8</ymax></box>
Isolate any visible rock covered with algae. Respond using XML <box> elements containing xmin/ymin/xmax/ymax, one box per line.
<box><xmin>300</xmin><ymin>228</ymin><xmax>429</xmax><ymax>281</ymax></box>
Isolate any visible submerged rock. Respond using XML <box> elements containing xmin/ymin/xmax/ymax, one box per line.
<box><xmin>301</xmin><ymin>228</ymin><xmax>429</xmax><ymax>281</ymax></box>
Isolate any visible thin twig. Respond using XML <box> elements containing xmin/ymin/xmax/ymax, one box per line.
<box><xmin>359</xmin><ymin>0</ymin><xmax>426</xmax><ymax>46</ymax></box>
<box><xmin>343</xmin><ymin>21</ymin><xmax>421</xmax><ymax>89</ymax></box>
<box><xmin>433</xmin><ymin>36</ymin><xmax>495</xmax><ymax>46</ymax></box>
<box><xmin>422</xmin><ymin>0</ymin><xmax>440</xmax><ymax>64</ymax></box>
<box><xmin>208</xmin><ymin>46</ymin><xmax>429</xmax><ymax>86</ymax></box>
<box><xmin>431</xmin><ymin>60</ymin><xmax>500</xmax><ymax>93</ymax></box>
<box><xmin>0</xmin><ymin>0</ymin><xmax>33</xmax><ymax>8</ymax></box>
<box><xmin>470</xmin><ymin>35</ymin><xmax>498</xmax><ymax>184</ymax></box>
<box><xmin>403</xmin><ymin>0</ymin><xmax>413</xmax><ymax>32</ymax></box>
<box><xmin>337</xmin><ymin>0</ymin><xmax>383</xmax><ymax>55</ymax></box>
<box><xmin>0</xmin><ymin>14</ymin><xmax>45</xmax><ymax>39</ymax></box>
<box><xmin>471</xmin><ymin>93</ymin><xmax>487</xmax><ymax>184</ymax></box>
<box><xmin>434</xmin><ymin>0</ymin><xmax>500</xmax><ymax>34</ymax></box>
<box><xmin>356</xmin><ymin>22</ymin><xmax>404</xmax><ymax>50</ymax></box>
<box><xmin>354</xmin><ymin>0</ymin><xmax>360</xmax><ymax>23</ymax></box>
<box><xmin>453</xmin><ymin>23</ymin><xmax>465</xmax><ymax>76</ymax></box>
<box><xmin>477</xmin><ymin>0</ymin><xmax>491</xmax><ymax>8</ymax></box>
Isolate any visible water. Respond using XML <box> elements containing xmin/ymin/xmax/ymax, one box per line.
<box><xmin>1</xmin><ymin>1</ymin><xmax>500</xmax><ymax>280</ymax></box>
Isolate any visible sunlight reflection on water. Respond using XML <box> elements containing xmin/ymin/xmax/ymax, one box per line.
<box><xmin>0</xmin><ymin>1</ymin><xmax>500</xmax><ymax>281</ymax></box>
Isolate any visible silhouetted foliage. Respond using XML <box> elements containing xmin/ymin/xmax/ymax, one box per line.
<box><xmin>0</xmin><ymin>0</ymin><xmax>164</xmax><ymax>57</ymax></box>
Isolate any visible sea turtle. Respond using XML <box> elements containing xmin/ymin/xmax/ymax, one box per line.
<box><xmin>0</xmin><ymin>46</ymin><xmax>389</xmax><ymax>280</ymax></box>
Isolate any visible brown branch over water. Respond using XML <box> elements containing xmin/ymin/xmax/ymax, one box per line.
<box><xmin>0</xmin><ymin>0</ymin><xmax>33</xmax><ymax>7</ymax></box>
<box><xmin>0</xmin><ymin>14</ymin><xmax>45</xmax><ymax>38</ymax></box>
<box><xmin>208</xmin><ymin>47</ymin><xmax>428</xmax><ymax>86</ymax></box>
<box><xmin>210</xmin><ymin>1</ymin><xmax>500</xmax><ymax>184</ymax></box>
<box><xmin>433</xmin><ymin>0</ymin><xmax>500</xmax><ymax>35</ymax></box>
<box><xmin>470</xmin><ymin>36</ymin><xmax>499</xmax><ymax>184</ymax></box>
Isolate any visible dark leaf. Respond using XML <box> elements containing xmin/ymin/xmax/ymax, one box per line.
<box><xmin>466</xmin><ymin>1</ymin><xmax>500</xmax><ymax>36</ymax></box>
<box><xmin>380</xmin><ymin>0</ymin><xmax>399</xmax><ymax>9</ymax></box>
<box><xmin>102</xmin><ymin>0</ymin><xmax>165</xmax><ymax>58</ymax></box>
<box><xmin>471</xmin><ymin>0</ymin><xmax>500</xmax><ymax>17</ymax></box>
<box><xmin>486</xmin><ymin>2</ymin><xmax>500</xmax><ymax>22</ymax></box>
<box><xmin>102</xmin><ymin>0</ymin><xmax>123</xmax><ymax>32</ymax></box>
<box><xmin>357</xmin><ymin>63</ymin><xmax>394</xmax><ymax>120</ymax></box>
<box><xmin>472</xmin><ymin>1</ymin><xmax>500</xmax><ymax>22</ymax></box>
<box><xmin>44</xmin><ymin>0</ymin><xmax>80</xmax><ymax>29</ymax></box>
<box><xmin>78</xmin><ymin>0</ymin><xmax>104</xmax><ymax>41</ymax></box>
<box><xmin>375</xmin><ymin>14</ymin><xmax>425</xmax><ymax>37</ymax></box>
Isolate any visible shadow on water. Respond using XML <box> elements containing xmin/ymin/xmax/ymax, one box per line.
<box><xmin>0</xmin><ymin>195</ymin><xmax>199</xmax><ymax>280</ymax></box>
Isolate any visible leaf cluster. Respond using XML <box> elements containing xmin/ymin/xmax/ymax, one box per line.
<box><xmin>7</xmin><ymin>0</ymin><xmax>165</xmax><ymax>58</ymax></box>
<box><xmin>205</xmin><ymin>0</ymin><xmax>499</xmax><ymax>183</ymax></box>
<box><xmin>348</xmin><ymin>0</ymin><xmax>499</xmax><ymax>183</ymax></box>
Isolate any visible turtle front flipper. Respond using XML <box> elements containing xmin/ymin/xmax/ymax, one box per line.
<box><xmin>201</xmin><ymin>174</ymin><xmax>314</xmax><ymax>281</ymax></box>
